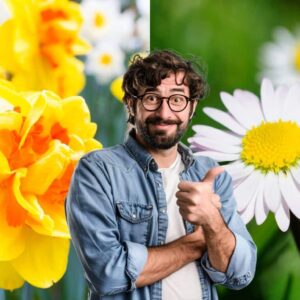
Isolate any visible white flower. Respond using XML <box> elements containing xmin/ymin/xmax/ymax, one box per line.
<box><xmin>189</xmin><ymin>78</ymin><xmax>300</xmax><ymax>231</ymax></box>
<box><xmin>85</xmin><ymin>42</ymin><xmax>125</xmax><ymax>84</ymax></box>
<box><xmin>81</xmin><ymin>0</ymin><xmax>135</xmax><ymax>50</ymax></box>
<box><xmin>136</xmin><ymin>15</ymin><xmax>150</xmax><ymax>51</ymax></box>
<box><xmin>135</xmin><ymin>0</ymin><xmax>150</xmax><ymax>51</ymax></box>
<box><xmin>259</xmin><ymin>27</ymin><xmax>300</xmax><ymax>85</ymax></box>
<box><xmin>0</xmin><ymin>0</ymin><xmax>11</xmax><ymax>25</ymax></box>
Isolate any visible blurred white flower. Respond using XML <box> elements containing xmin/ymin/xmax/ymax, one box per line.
<box><xmin>81</xmin><ymin>0</ymin><xmax>135</xmax><ymax>50</ymax></box>
<box><xmin>189</xmin><ymin>78</ymin><xmax>300</xmax><ymax>232</ymax></box>
<box><xmin>0</xmin><ymin>0</ymin><xmax>11</xmax><ymax>25</ymax></box>
<box><xmin>136</xmin><ymin>0</ymin><xmax>150</xmax><ymax>51</ymax></box>
<box><xmin>259</xmin><ymin>27</ymin><xmax>300</xmax><ymax>85</ymax></box>
<box><xmin>85</xmin><ymin>42</ymin><xmax>125</xmax><ymax>84</ymax></box>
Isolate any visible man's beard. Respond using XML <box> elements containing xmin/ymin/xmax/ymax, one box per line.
<box><xmin>136</xmin><ymin>116</ymin><xmax>188</xmax><ymax>149</ymax></box>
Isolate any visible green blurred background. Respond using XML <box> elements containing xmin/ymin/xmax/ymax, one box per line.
<box><xmin>2</xmin><ymin>0</ymin><xmax>300</xmax><ymax>299</ymax></box>
<box><xmin>151</xmin><ymin>0</ymin><xmax>300</xmax><ymax>299</ymax></box>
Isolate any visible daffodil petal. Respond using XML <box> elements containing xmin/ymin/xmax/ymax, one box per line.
<box><xmin>60</xmin><ymin>96</ymin><xmax>96</xmax><ymax>138</ymax></box>
<box><xmin>20</xmin><ymin>93</ymin><xmax>46</xmax><ymax>147</ymax></box>
<box><xmin>11</xmin><ymin>230</ymin><xmax>70</xmax><ymax>288</ymax></box>
<box><xmin>0</xmin><ymin>261</ymin><xmax>24</xmax><ymax>290</ymax></box>
<box><xmin>21</xmin><ymin>141</ymin><xmax>70</xmax><ymax>195</ymax></box>
<box><xmin>0</xmin><ymin>80</ymin><xmax>30</xmax><ymax>114</ymax></box>
<box><xmin>0</xmin><ymin>111</ymin><xmax>23</xmax><ymax>131</ymax></box>
<box><xmin>0</xmin><ymin>198</ymin><xmax>25</xmax><ymax>261</ymax></box>
<box><xmin>0</xmin><ymin>151</ymin><xmax>11</xmax><ymax>180</ymax></box>
<box><xmin>39</xmin><ymin>202</ymin><xmax>70</xmax><ymax>238</ymax></box>
<box><xmin>12</xmin><ymin>169</ymin><xmax>48</xmax><ymax>221</ymax></box>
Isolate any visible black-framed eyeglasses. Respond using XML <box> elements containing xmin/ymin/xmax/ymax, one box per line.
<box><xmin>132</xmin><ymin>93</ymin><xmax>194</xmax><ymax>112</ymax></box>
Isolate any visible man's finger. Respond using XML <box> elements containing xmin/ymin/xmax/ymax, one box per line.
<box><xmin>202</xmin><ymin>166</ymin><xmax>224</xmax><ymax>184</ymax></box>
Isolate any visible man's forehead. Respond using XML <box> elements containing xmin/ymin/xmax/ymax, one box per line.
<box><xmin>140</xmin><ymin>71</ymin><xmax>188</xmax><ymax>93</ymax></box>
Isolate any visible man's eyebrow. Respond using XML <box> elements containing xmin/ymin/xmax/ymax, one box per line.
<box><xmin>170</xmin><ymin>87</ymin><xmax>185</xmax><ymax>93</ymax></box>
<box><xmin>143</xmin><ymin>87</ymin><xmax>186</xmax><ymax>93</ymax></box>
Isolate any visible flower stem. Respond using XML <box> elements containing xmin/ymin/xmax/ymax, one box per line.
<box><xmin>21</xmin><ymin>283</ymin><xmax>32</xmax><ymax>300</ymax></box>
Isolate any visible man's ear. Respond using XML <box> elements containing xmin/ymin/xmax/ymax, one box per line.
<box><xmin>127</xmin><ymin>98</ymin><xmax>135</xmax><ymax>116</ymax></box>
<box><xmin>190</xmin><ymin>100</ymin><xmax>198</xmax><ymax>119</ymax></box>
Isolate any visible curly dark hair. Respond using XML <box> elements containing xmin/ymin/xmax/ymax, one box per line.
<box><xmin>122</xmin><ymin>50</ymin><xmax>207</xmax><ymax>106</ymax></box>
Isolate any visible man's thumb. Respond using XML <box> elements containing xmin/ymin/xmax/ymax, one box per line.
<box><xmin>202</xmin><ymin>166</ymin><xmax>224</xmax><ymax>183</ymax></box>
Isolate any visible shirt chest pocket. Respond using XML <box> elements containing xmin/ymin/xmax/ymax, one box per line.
<box><xmin>116</xmin><ymin>201</ymin><xmax>153</xmax><ymax>245</ymax></box>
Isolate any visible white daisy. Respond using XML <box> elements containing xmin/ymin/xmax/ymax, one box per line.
<box><xmin>135</xmin><ymin>0</ymin><xmax>150</xmax><ymax>51</ymax></box>
<box><xmin>85</xmin><ymin>42</ymin><xmax>125</xmax><ymax>84</ymax></box>
<box><xmin>81</xmin><ymin>0</ymin><xmax>135</xmax><ymax>50</ymax></box>
<box><xmin>188</xmin><ymin>78</ymin><xmax>300</xmax><ymax>231</ymax></box>
<box><xmin>259</xmin><ymin>27</ymin><xmax>300</xmax><ymax>85</ymax></box>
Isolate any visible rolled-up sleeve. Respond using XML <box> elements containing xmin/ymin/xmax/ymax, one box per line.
<box><xmin>200</xmin><ymin>161</ymin><xmax>257</xmax><ymax>289</ymax></box>
<box><xmin>66</xmin><ymin>155</ymin><xmax>148</xmax><ymax>296</ymax></box>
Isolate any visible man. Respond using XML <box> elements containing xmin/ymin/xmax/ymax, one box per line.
<box><xmin>66</xmin><ymin>50</ymin><xmax>257</xmax><ymax>300</ymax></box>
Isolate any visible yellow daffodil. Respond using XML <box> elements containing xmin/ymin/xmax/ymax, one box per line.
<box><xmin>0</xmin><ymin>0</ymin><xmax>90</xmax><ymax>97</ymax></box>
<box><xmin>110</xmin><ymin>76</ymin><xmax>124</xmax><ymax>102</ymax></box>
<box><xmin>0</xmin><ymin>79</ymin><xmax>102</xmax><ymax>290</ymax></box>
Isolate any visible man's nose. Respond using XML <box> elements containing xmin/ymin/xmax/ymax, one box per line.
<box><xmin>155</xmin><ymin>99</ymin><xmax>173</xmax><ymax>118</ymax></box>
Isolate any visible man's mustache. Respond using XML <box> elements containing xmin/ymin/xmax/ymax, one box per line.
<box><xmin>145</xmin><ymin>116</ymin><xmax>182</xmax><ymax>125</ymax></box>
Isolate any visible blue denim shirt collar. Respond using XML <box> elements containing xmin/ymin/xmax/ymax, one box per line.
<box><xmin>124</xmin><ymin>129</ymin><xmax>195</xmax><ymax>173</ymax></box>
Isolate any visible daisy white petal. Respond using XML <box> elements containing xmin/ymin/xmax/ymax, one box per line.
<box><xmin>281</xmin><ymin>84</ymin><xmax>300</xmax><ymax>124</ymax></box>
<box><xmin>240</xmin><ymin>196</ymin><xmax>256</xmax><ymax>224</ymax></box>
<box><xmin>263</xmin><ymin>172</ymin><xmax>281</xmax><ymax>213</ymax></box>
<box><xmin>194</xmin><ymin>151</ymin><xmax>239</xmax><ymax>162</ymax></box>
<box><xmin>233</xmin><ymin>90</ymin><xmax>264</xmax><ymax>125</ymax></box>
<box><xmin>234</xmin><ymin>171</ymin><xmax>261</xmax><ymax>212</ymax></box>
<box><xmin>290</xmin><ymin>166</ymin><xmax>300</xmax><ymax>184</ymax></box>
<box><xmin>224</xmin><ymin>161</ymin><xmax>254</xmax><ymax>180</ymax></box>
<box><xmin>275</xmin><ymin>201</ymin><xmax>290</xmax><ymax>232</ymax></box>
<box><xmin>203</xmin><ymin>107</ymin><xmax>246</xmax><ymax>135</ymax></box>
<box><xmin>255</xmin><ymin>181</ymin><xmax>268</xmax><ymax>225</ymax></box>
<box><xmin>189</xmin><ymin>137</ymin><xmax>241</xmax><ymax>154</ymax></box>
<box><xmin>220</xmin><ymin>92</ymin><xmax>255</xmax><ymax>129</ymax></box>
<box><xmin>279</xmin><ymin>172</ymin><xmax>300</xmax><ymax>219</ymax></box>
<box><xmin>191</xmin><ymin>125</ymin><xmax>241</xmax><ymax>145</ymax></box>
<box><xmin>261</xmin><ymin>78</ymin><xmax>278</xmax><ymax>121</ymax></box>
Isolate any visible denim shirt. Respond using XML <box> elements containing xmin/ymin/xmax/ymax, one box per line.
<box><xmin>66</xmin><ymin>131</ymin><xmax>257</xmax><ymax>300</ymax></box>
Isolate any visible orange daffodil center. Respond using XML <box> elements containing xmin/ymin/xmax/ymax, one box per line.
<box><xmin>0</xmin><ymin>80</ymin><xmax>102</xmax><ymax>290</ymax></box>
<box><xmin>0</xmin><ymin>0</ymin><xmax>90</xmax><ymax>97</ymax></box>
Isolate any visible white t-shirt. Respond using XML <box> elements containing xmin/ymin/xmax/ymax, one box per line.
<box><xmin>159</xmin><ymin>154</ymin><xmax>202</xmax><ymax>300</ymax></box>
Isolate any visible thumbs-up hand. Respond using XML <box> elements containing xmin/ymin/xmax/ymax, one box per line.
<box><xmin>176</xmin><ymin>166</ymin><xmax>224</xmax><ymax>226</ymax></box>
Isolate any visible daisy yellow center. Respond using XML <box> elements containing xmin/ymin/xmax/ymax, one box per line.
<box><xmin>99</xmin><ymin>54</ymin><xmax>112</xmax><ymax>66</ymax></box>
<box><xmin>94</xmin><ymin>12</ymin><xmax>106</xmax><ymax>28</ymax></box>
<box><xmin>295</xmin><ymin>45</ymin><xmax>300</xmax><ymax>71</ymax></box>
<box><xmin>241</xmin><ymin>120</ymin><xmax>300</xmax><ymax>173</ymax></box>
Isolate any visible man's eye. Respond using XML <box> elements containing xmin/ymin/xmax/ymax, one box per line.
<box><xmin>145</xmin><ymin>94</ymin><xmax>159</xmax><ymax>102</ymax></box>
<box><xmin>171</xmin><ymin>96</ymin><xmax>185</xmax><ymax>104</ymax></box>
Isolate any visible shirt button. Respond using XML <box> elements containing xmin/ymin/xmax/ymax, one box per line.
<box><xmin>132</xmin><ymin>213</ymin><xmax>136</xmax><ymax>219</ymax></box>
<box><xmin>161</xmin><ymin>208</ymin><xmax>166</xmax><ymax>214</ymax></box>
